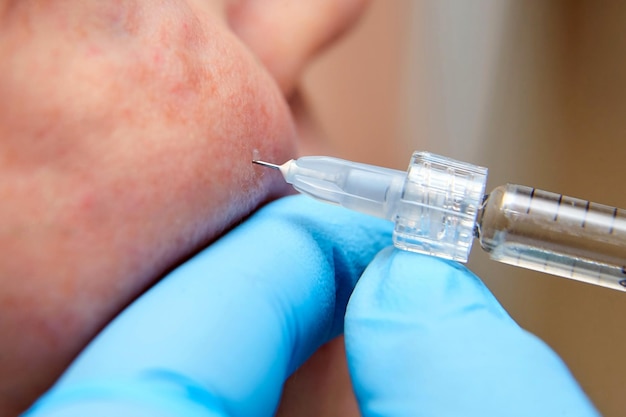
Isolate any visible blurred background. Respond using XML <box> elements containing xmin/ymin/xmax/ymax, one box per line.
<box><xmin>302</xmin><ymin>1</ymin><xmax>626</xmax><ymax>416</ymax></box>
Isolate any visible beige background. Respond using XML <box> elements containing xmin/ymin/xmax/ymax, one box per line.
<box><xmin>303</xmin><ymin>1</ymin><xmax>626</xmax><ymax>416</ymax></box>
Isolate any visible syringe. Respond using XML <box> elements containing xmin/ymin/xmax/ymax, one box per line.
<box><xmin>253</xmin><ymin>152</ymin><xmax>626</xmax><ymax>291</ymax></box>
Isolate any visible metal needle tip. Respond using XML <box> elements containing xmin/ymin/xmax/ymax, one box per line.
<box><xmin>252</xmin><ymin>160</ymin><xmax>281</xmax><ymax>170</ymax></box>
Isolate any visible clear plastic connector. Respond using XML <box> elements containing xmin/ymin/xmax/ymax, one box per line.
<box><xmin>392</xmin><ymin>152</ymin><xmax>488</xmax><ymax>262</ymax></box>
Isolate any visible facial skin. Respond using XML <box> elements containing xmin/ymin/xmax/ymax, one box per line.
<box><xmin>0</xmin><ymin>1</ymin><xmax>368</xmax><ymax>415</ymax></box>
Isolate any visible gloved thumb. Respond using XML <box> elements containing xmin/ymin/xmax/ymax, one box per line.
<box><xmin>345</xmin><ymin>247</ymin><xmax>599</xmax><ymax>417</ymax></box>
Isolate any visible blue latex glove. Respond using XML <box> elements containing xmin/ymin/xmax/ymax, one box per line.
<box><xmin>23</xmin><ymin>195</ymin><xmax>393</xmax><ymax>417</ymax></box>
<box><xmin>346</xmin><ymin>248</ymin><xmax>600</xmax><ymax>417</ymax></box>
<box><xmin>23</xmin><ymin>195</ymin><xmax>599</xmax><ymax>417</ymax></box>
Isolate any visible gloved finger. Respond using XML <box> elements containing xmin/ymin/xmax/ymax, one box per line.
<box><xmin>24</xmin><ymin>195</ymin><xmax>392</xmax><ymax>417</ymax></box>
<box><xmin>345</xmin><ymin>247</ymin><xmax>600</xmax><ymax>417</ymax></box>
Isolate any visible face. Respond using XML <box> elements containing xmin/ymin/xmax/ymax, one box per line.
<box><xmin>0</xmin><ymin>1</ymin><xmax>368</xmax><ymax>414</ymax></box>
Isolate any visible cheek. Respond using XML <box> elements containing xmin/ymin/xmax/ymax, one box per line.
<box><xmin>149</xmin><ymin>26</ymin><xmax>297</xmax><ymax>234</ymax></box>
<box><xmin>124</xmin><ymin>10</ymin><xmax>297</xmax><ymax>221</ymax></box>
<box><xmin>2</xmin><ymin>4</ymin><xmax>297</xmax><ymax>246</ymax></box>
<box><xmin>0</xmin><ymin>4</ymin><xmax>297</xmax><ymax>408</ymax></box>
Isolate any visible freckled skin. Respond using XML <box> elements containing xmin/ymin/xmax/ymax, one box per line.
<box><xmin>0</xmin><ymin>1</ymin><xmax>369</xmax><ymax>415</ymax></box>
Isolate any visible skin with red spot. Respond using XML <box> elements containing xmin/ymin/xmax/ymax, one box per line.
<box><xmin>0</xmin><ymin>4</ymin><xmax>293</xmax><ymax>411</ymax></box>
<box><xmin>0</xmin><ymin>0</ymin><xmax>370</xmax><ymax>416</ymax></box>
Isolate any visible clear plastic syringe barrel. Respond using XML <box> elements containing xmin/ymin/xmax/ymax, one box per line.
<box><xmin>477</xmin><ymin>184</ymin><xmax>626</xmax><ymax>291</ymax></box>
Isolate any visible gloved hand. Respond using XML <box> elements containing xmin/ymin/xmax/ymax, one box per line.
<box><xmin>23</xmin><ymin>195</ymin><xmax>599</xmax><ymax>417</ymax></box>
<box><xmin>345</xmin><ymin>248</ymin><xmax>600</xmax><ymax>417</ymax></box>
<box><xmin>23</xmin><ymin>195</ymin><xmax>393</xmax><ymax>417</ymax></box>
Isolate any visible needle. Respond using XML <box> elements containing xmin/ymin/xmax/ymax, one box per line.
<box><xmin>252</xmin><ymin>160</ymin><xmax>281</xmax><ymax>170</ymax></box>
